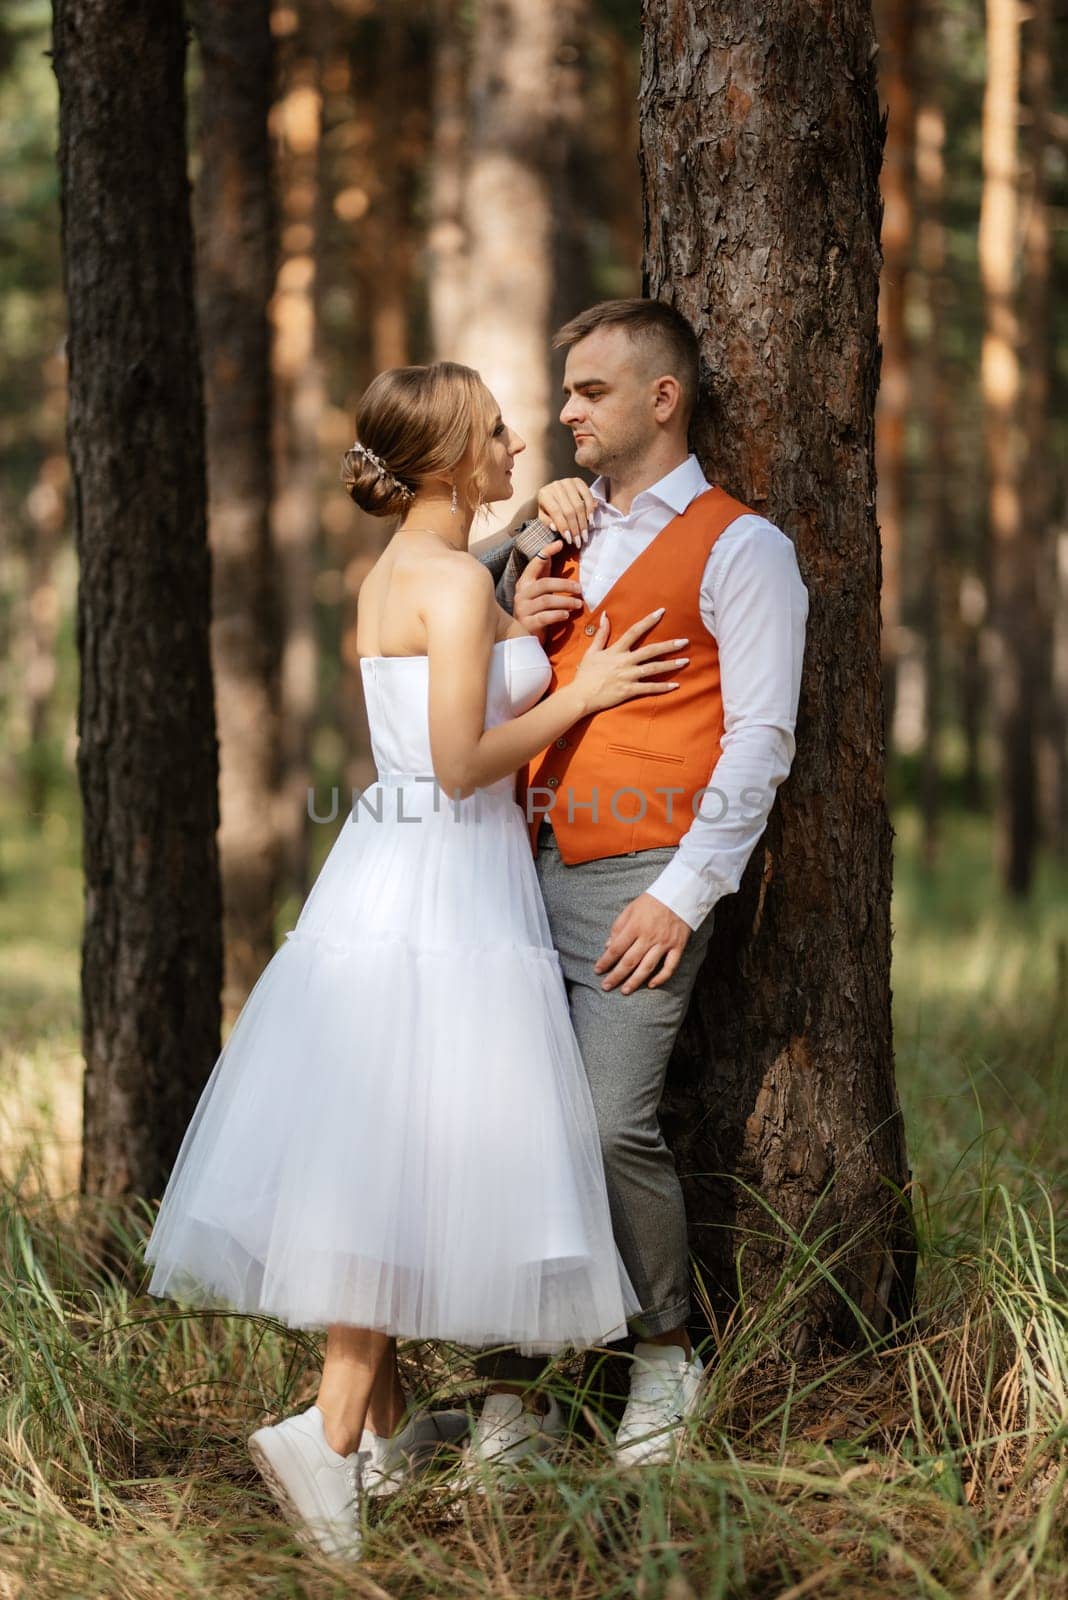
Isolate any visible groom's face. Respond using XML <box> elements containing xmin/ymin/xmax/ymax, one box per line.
<box><xmin>559</xmin><ymin>327</ymin><xmax>658</xmax><ymax>477</ymax></box>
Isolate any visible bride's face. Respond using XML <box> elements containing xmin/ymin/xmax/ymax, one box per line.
<box><xmin>481</xmin><ymin>409</ymin><xmax>525</xmax><ymax>503</ymax></box>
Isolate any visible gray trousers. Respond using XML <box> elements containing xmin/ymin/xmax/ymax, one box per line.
<box><xmin>475</xmin><ymin>821</ymin><xmax>716</xmax><ymax>1384</ymax></box>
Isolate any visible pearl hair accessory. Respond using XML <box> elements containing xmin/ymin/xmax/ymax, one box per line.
<box><xmin>344</xmin><ymin>440</ymin><xmax>414</xmax><ymax>504</ymax></box>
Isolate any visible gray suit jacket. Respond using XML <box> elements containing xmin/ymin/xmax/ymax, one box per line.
<box><xmin>473</xmin><ymin>518</ymin><xmax>557</xmax><ymax>614</ymax></box>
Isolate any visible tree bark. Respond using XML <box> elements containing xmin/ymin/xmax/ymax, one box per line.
<box><xmin>641</xmin><ymin>0</ymin><xmax>914</xmax><ymax>1351</ymax></box>
<box><xmin>980</xmin><ymin>0</ymin><xmax>1036</xmax><ymax>897</ymax></box>
<box><xmin>194</xmin><ymin>0</ymin><xmax>283</xmax><ymax>1020</ymax></box>
<box><xmin>52</xmin><ymin>0</ymin><xmax>223</xmax><ymax>1199</ymax></box>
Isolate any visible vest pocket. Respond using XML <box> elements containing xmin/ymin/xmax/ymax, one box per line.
<box><xmin>606</xmin><ymin>742</ymin><xmax>686</xmax><ymax>765</ymax></box>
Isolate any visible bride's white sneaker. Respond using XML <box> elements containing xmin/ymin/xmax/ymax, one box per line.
<box><xmin>360</xmin><ymin>1408</ymin><xmax>470</xmax><ymax>1497</ymax></box>
<box><xmin>248</xmin><ymin>1404</ymin><xmax>367</xmax><ymax>1560</ymax></box>
<box><xmin>613</xmin><ymin>1343</ymin><xmax>706</xmax><ymax>1467</ymax></box>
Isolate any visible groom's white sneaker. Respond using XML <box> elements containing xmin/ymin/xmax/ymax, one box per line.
<box><xmin>360</xmin><ymin>1408</ymin><xmax>470</xmax><ymax>1497</ymax></box>
<box><xmin>248</xmin><ymin>1404</ymin><xmax>367</xmax><ymax>1560</ymax></box>
<box><xmin>465</xmin><ymin>1390</ymin><xmax>565</xmax><ymax>1472</ymax></box>
<box><xmin>613</xmin><ymin>1342</ymin><xmax>706</xmax><ymax>1467</ymax></box>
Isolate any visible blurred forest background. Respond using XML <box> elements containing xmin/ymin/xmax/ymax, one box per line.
<box><xmin>2</xmin><ymin>0</ymin><xmax>1065</xmax><ymax>964</ymax></box>
<box><xmin>3</xmin><ymin>0</ymin><xmax>1065</xmax><ymax>1166</ymax></box>
<box><xmin>1</xmin><ymin>0</ymin><xmax>1068</xmax><ymax>1592</ymax></box>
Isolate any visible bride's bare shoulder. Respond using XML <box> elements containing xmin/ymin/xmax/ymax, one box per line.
<box><xmin>420</xmin><ymin>548</ymin><xmax>495</xmax><ymax>613</ymax></box>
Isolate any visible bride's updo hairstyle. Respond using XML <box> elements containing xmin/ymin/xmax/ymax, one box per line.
<box><xmin>341</xmin><ymin>361</ymin><xmax>499</xmax><ymax>519</ymax></box>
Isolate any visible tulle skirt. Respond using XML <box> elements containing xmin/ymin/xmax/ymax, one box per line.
<box><xmin>143</xmin><ymin>779</ymin><xmax>639</xmax><ymax>1354</ymax></box>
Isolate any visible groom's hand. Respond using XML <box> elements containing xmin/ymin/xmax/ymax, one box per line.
<box><xmin>514</xmin><ymin>540</ymin><xmax>585</xmax><ymax>637</ymax></box>
<box><xmin>594</xmin><ymin>894</ymin><xmax>691</xmax><ymax>994</ymax></box>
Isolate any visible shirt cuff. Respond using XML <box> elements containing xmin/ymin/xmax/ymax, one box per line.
<box><xmin>643</xmin><ymin>856</ymin><xmax>721</xmax><ymax>932</ymax></box>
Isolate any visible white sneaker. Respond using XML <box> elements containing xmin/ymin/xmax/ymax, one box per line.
<box><xmin>248</xmin><ymin>1404</ymin><xmax>367</xmax><ymax>1560</ymax></box>
<box><xmin>361</xmin><ymin>1408</ymin><xmax>470</xmax><ymax>1498</ymax></box>
<box><xmin>613</xmin><ymin>1343</ymin><xmax>706</xmax><ymax>1467</ymax></box>
<box><xmin>461</xmin><ymin>1390</ymin><xmax>565</xmax><ymax>1482</ymax></box>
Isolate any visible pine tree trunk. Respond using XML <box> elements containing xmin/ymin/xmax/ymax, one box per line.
<box><xmin>52</xmin><ymin>0</ymin><xmax>223</xmax><ymax>1199</ymax></box>
<box><xmin>915</xmin><ymin>48</ymin><xmax>952</xmax><ymax>874</ymax></box>
<box><xmin>459</xmin><ymin>0</ymin><xmax>556</xmax><ymax>516</ymax></box>
<box><xmin>641</xmin><ymin>0</ymin><xmax>914</xmax><ymax>1350</ymax></box>
<box><xmin>194</xmin><ymin>0</ymin><xmax>283</xmax><ymax>1020</ymax></box>
<box><xmin>980</xmin><ymin>0</ymin><xmax>1036</xmax><ymax>897</ymax></box>
<box><xmin>23</xmin><ymin>445</ymin><xmax>65</xmax><ymax>826</ymax></box>
<box><xmin>873</xmin><ymin>0</ymin><xmax>917</xmax><ymax>760</ymax></box>
<box><xmin>1021</xmin><ymin>0</ymin><xmax>1062</xmax><ymax>858</ymax></box>
<box><xmin>271</xmin><ymin>2</ymin><xmax>327</xmax><ymax>904</ymax></box>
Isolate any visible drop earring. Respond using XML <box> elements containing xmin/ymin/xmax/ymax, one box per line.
<box><xmin>450</xmin><ymin>482</ymin><xmax>458</xmax><ymax>516</ymax></box>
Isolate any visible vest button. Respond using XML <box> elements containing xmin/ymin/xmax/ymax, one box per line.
<box><xmin>583</xmin><ymin>622</ymin><xmax>596</xmax><ymax>636</ymax></box>
<box><xmin>547</xmin><ymin>776</ymin><xmax>559</xmax><ymax>788</ymax></box>
<box><xmin>554</xmin><ymin>737</ymin><xmax>568</xmax><ymax>749</ymax></box>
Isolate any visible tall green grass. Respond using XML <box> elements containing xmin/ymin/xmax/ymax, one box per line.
<box><xmin>1</xmin><ymin>793</ymin><xmax>1066</xmax><ymax>1597</ymax></box>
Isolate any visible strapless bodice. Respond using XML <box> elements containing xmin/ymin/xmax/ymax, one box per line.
<box><xmin>359</xmin><ymin>633</ymin><xmax>552</xmax><ymax>792</ymax></box>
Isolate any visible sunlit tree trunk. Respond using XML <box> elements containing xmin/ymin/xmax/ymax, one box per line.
<box><xmin>980</xmin><ymin>0</ymin><xmax>1036</xmax><ymax>896</ymax></box>
<box><xmin>195</xmin><ymin>0</ymin><xmax>283</xmax><ymax>1018</ymax></box>
<box><xmin>271</xmin><ymin>2</ymin><xmax>327</xmax><ymax>904</ymax></box>
<box><xmin>874</xmin><ymin>0</ymin><xmax>917</xmax><ymax>756</ymax></box>
<box><xmin>459</xmin><ymin>0</ymin><xmax>556</xmax><ymax>517</ymax></box>
<box><xmin>642</xmin><ymin>0</ymin><xmax>914</xmax><ymax>1349</ymax></box>
<box><xmin>53</xmin><ymin>0</ymin><xmax>223</xmax><ymax>1199</ymax></box>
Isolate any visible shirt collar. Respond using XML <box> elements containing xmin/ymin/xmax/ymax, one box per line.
<box><xmin>589</xmin><ymin>453</ymin><xmax>709</xmax><ymax>518</ymax></box>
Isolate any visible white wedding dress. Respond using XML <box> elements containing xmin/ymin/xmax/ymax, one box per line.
<box><xmin>144</xmin><ymin>633</ymin><xmax>639</xmax><ymax>1354</ymax></box>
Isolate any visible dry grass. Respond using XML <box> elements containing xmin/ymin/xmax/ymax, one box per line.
<box><xmin>1</xmin><ymin>791</ymin><xmax>1066</xmax><ymax>1597</ymax></box>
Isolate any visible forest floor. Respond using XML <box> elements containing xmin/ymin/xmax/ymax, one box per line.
<box><xmin>1</xmin><ymin>779</ymin><xmax>1066</xmax><ymax>1599</ymax></box>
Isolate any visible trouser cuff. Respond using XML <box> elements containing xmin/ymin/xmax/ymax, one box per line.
<box><xmin>628</xmin><ymin>1297</ymin><xmax>691</xmax><ymax>1340</ymax></box>
<box><xmin>473</xmin><ymin>1348</ymin><xmax>551</xmax><ymax>1385</ymax></box>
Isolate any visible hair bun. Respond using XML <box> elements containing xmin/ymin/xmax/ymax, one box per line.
<box><xmin>340</xmin><ymin>441</ymin><xmax>414</xmax><ymax>518</ymax></box>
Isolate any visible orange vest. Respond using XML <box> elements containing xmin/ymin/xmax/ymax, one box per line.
<box><xmin>520</xmin><ymin>485</ymin><xmax>754</xmax><ymax>863</ymax></box>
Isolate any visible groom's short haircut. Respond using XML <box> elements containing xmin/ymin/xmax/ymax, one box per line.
<box><xmin>552</xmin><ymin>298</ymin><xmax>700</xmax><ymax>423</ymax></box>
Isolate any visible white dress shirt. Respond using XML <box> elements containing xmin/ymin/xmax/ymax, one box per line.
<box><xmin>576</xmin><ymin>454</ymin><xmax>809</xmax><ymax>931</ymax></box>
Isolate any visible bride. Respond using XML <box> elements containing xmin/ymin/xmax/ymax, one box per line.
<box><xmin>143</xmin><ymin>360</ymin><xmax>685</xmax><ymax>1560</ymax></box>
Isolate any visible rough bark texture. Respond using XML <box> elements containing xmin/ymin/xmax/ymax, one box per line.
<box><xmin>641</xmin><ymin>0</ymin><xmax>914</xmax><ymax>1351</ymax></box>
<box><xmin>459</xmin><ymin>0</ymin><xmax>557</xmax><ymax>515</ymax></box>
<box><xmin>980</xmin><ymin>0</ymin><xmax>1037</xmax><ymax>897</ymax></box>
<box><xmin>53</xmin><ymin>0</ymin><xmax>223</xmax><ymax>1199</ymax></box>
<box><xmin>194</xmin><ymin>0</ymin><xmax>283</xmax><ymax>1020</ymax></box>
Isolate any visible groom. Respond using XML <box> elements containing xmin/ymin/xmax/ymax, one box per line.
<box><xmin>472</xmin><ymin>298</ymin><xmax>809</xmax><ymax>1467</ymax></box>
